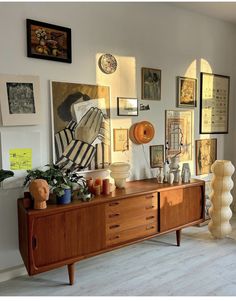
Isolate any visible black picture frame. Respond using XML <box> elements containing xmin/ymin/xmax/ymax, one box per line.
<box><xmin>26</xmin><ymin>19</ymin><xmax>72</xmax><ymax>63</ymax></box>
<box><xmin>200</xmin><ymin>72</ymin><xmax>230</xmax><ymax>134</ymax></box>
<box><xmin>149</xmin><ymin>145</ymin><xmax>164</xmax><ymax>168</ymax></box>
<box><xmin>117</xmin><ymin>97</ymin><xmax>138</xmax><ymax>116</ymax></box>
<box><xmin>177</xmin><ymin>76</ymin><xmax>197</xmax><ymax>107</ymax></box>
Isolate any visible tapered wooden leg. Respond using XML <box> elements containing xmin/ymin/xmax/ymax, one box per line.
<box><xmin>176</xmin><ymin>229</ymin><xmax>181</xmax><ymax>246</ymax></box>
<box><xmin>67</xmin><ymin>263</ymin><xmax>75</xmax><ymax>285</ymax></box>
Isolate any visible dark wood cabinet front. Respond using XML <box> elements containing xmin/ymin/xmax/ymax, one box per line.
<box><xmin>159</xmin><ymin>185</ymin><xmax>203</xmax><ymax>232</ymax></box>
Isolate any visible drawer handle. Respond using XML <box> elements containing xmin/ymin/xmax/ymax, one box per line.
<box><xmin>145</xmin><ymin>195</ymin><xmax>154</xmax><ymax>199</ymax></box>
<box><xmin>146</xmin><ymin>216</ymin><xmax>155</xmax><ymax>220</ymax></box>
<box><xmin>146</xmin><ymin>225</ymin><xmax>155</xmax><ymax>230</ymax></box>
<box><xmin>109</xmin><ymin>202</ymin><xmax>120</xmax><ymax>206</ymax></box>
<box><xmin>109</xmin><ymin>224</ymin><xmax>120</xmax><ymax>229</ymax></box>
<box><xmin>109</xmin><ymin>235</ymin><xmax>120</xmax><ymax>240</ymax></box>
<box><xmin>109</xmin><ymin>213</ymin><xmax>120</xmax><ymax>218</ymax></box>
<box><xmin>146</xmin><ymin>205</ymin><xmax>155</xmax><ymax>209</ymax></box>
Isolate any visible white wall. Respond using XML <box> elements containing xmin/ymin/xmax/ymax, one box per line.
<box><xmin>0</xmin><ymin>2</ymin><xmax>235</xmax><ymax>271</ymax></box>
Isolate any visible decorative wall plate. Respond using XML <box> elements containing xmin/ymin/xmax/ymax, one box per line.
<box><xmin>98</xmin><ymin>54</ymin><xmax>117</xmax><ymax>74</ymax></box>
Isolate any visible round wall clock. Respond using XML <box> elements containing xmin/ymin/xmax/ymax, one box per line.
<box><xmin>98</xmin><ymin>54</ymin><xmax>117</xmax><ymax>74</ymax></box>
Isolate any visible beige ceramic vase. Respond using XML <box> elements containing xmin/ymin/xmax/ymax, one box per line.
<box><xmin>208</xmin><ymin>160</ymin><xmax>235</xmax><ymax>238</ymax></box>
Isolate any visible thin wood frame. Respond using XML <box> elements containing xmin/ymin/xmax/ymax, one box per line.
<box><xmin>141</xmin><ymin>67</ymin><xmax>161</xmax><ymax>100</ymax></box>
<box><xmin>177</xmin><ymin>76</ymin><xmax>197</xmax><ymax>107</ymax></box>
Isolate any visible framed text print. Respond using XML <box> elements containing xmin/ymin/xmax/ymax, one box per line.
<box><xmin>200</xmin><ymin>72</ymin><xmax>230</xmax><ymax>134</ymax></box>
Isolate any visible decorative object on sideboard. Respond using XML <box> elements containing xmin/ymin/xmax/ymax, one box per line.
<box><xmin>177</xmin><ymin>76</ymin><xmax>197</xmax><ymax>108</ymax></box>
<box><xmin>181</xmin><ymin>163</ymin><xmax>191</xmax><ymax>183</ymax></box>
<box><xmin>141</xmin><ymin>67</ymin><xmax>161</xmax><ymax>100</ymax></box>
<box><xmin>0</xmin><ymin>74</ymin><xmax>41</xmax><ymax>126</ymax></box>
<box><xmin>50</xmin><ymin>81</ymin><xmax>111</xmax><ymax>171</ymax></box>
<box><xmin>117</xmin><ymin>97</ymin><xmax>138</xmax><ymax>116</ymax></box>
<box><xmin>149</xmin><ymin>145</ymin><xmax>164</xmax><ymax>168</ymax></box>
<box><xmin>195</xmin><ymin>138</ymin><xmax>217</xmax><ymax>176</ymax></box>
<box><xmin>200</xmin><ymin>72</ymin><xmax>230</xmax><ymax>134</ymax></box>
<box><xmin>109</xmin><ymin>162</ymin><xmax>130</xmax><ymax>189</ymax></box>
<box><xmin>168</xmin><ymin>172</ymin><xmax>174</xmax><ymax>184</ymax></box>
<box><xmin>157</xmin><ymin>167</ymin><xmax>164</xmax><ymax>183</ymax></box>
<box><xmin>98</xmin><ymin>53</ymin><xmax>117</xmax><ymax>74</ymax></box>
<box><xmin>0</xmin><ymin>169</ymin><xmax>14</xmax><ymax>183</ymax></box>
<box><xmin>169</xmin><ymin>156</ymin><xmax>181</xmax><ymax>183</ymax></box>
<box><xmin>129</xmin><ymin>121</ymin><xmax>155</xmax><ymax>144</ymax></box>
<box><xmin>29</xmin><ymin>179</ymin><xmax>49</xmax><ymax>209</ymax></box>
<box><xmin>163</xmin><ymin>161</ymin><xmax>170</xmax><ymax>183</ymax></box>
<box><xmin>208</xmin><ymin>160</ymin><xmax>235</xmax><ymax>238</ymax></box>
<box><xmin>26</xmin><ymin>19</ymin><xmax>72</xmax><ymax>63</ymax></box>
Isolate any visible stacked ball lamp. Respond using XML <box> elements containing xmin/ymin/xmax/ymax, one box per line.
<box><xmin>208</xmin><ymin>160</ymin><xmax>235</xmax><ymax>239</ymax></box>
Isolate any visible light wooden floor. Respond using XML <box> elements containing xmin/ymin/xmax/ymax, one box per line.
<box><xmin>1</xmin><ymin>217</ymin><xmax>236</xmax><ymax>296</ymax></box>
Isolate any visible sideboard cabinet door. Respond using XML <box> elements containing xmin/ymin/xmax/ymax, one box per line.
<box><xmin>30</xmin><ymin>204</ymin><xmax>105</xmax><ymax>272</ymax></box>
<box><xmin>159</xmin><ymin>185</ymin><xmax>203</xmax><ymax>232</ymax></box>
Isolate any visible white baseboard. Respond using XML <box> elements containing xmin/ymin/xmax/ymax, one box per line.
<box><xmin>0</xmin><ymin>265</ymin><xmax>27</xmax><ymax>283</ymax></box>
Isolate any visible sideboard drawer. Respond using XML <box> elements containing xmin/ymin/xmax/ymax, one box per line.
<box><xmin>106</xmin><ymin>222</ymin><xmax>157</xmax><ymax>247</ymax></box>
<box><xmin>105</xmin><ymin>193</ymin><xmax>157</xmax><ymax>217</ymax></box>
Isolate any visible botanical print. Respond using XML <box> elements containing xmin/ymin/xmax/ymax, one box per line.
<box><xmin>165</xmin><ymin>110</ymin><xmax>192</xmax><ymax>161</ymax></box>
<box><xmin>51</xmin><ymin>81</ymin><xmax>111</xmax><ymax>171</ymax></box>
<box><xmin>150</xmin><ymin>145</ymin><xmax>164</xmax><ymax>168</ymax></box>
<box><xmin>142</xmin><ymin>68</ymin><xmax>161</xmax><ymax>100</ymax></box>
<box><xmin>6</xmin><ymin>83</ymin><xmax>35</xmax><ymax>114</ymax></box>
<box><xmin>113</xmin><ymin>129</ymin><xmax>129</xmax><ymax>151</ymax></box>
<box><xmin>196</xmin><ymin>139</ymin><xmax>217</xmax><ymax>175</ymax></box>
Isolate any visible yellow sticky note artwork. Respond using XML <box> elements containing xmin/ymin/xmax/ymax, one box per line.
<box><xmin>9</xmin><ymin>148</ymin><xmax>32</xmax><ymax>170</ymax></box>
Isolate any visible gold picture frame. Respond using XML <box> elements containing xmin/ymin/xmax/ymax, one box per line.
<box><xmin>113</xmin><ymin>129</ymin><xmax>129</xmax><ymax>152</ymax></box>
<box><xmin>195</xmin><ymin>138</ymin><xmax>217</xmax><ymax>175</ymax></box>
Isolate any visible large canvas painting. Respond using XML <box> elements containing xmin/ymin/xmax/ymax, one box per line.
<box><xmin>50</xmin><ymin>81</ymin><xmax>111</xmax><ymax>171</ymax></box>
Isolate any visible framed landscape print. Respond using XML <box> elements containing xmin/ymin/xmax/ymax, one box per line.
<box><xmin>0</xmin><ymin>74</ymin><xmax>41</xmax><ymax>126</ymax></box>
<box><xmin>113</xmin><ymin>129</ymin><xmax>129</xmax><ymax>151</ymax></box>
<box><xmin>165</xmin><ymin>110</ymin><xmax>192</xmax><ymax>161</ymax></box>
<box><xmin>200</xmin><ymin>72</ymin><xmax>230</xmax><ymax>134</ymax></box>
<box><xmin>50</xmin><ymin>81</ymin><xmax>111</xmax><ymax>171</ymax></box>
<box><xmin>27</xmin><ymin>19</ymin><xmax>72</xmax><ymax>63</ymax></box>
<box><xmin>141</xmin><ymin>67</ymin><xmax>161</xmax><ymax>100</ymax></box>
<box><xmin>117</xmin><ymin>97</ymin><xmax>138</xmax><ymax>116</ymax></box>
<box><xmin>149</xmin><ymin>145</ymin><xmax>164</xmax><ymax>168</ymax></box>
<box><xmin>177</xmin><ymin>76</ymin><xmax>197</xmax><ymax>107</ymax></box>
<box><xmin>195</xmin><ymin>138</ymin><xmax>217</xmax><ymax>175</ymax></box>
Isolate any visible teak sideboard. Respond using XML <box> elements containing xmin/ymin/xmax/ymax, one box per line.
<box><xmin>18</xmin><ymin>178</ymin><xmax>205</xmax><ymax>285</ymax></box>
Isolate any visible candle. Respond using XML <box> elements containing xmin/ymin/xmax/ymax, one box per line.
<box><xmin>93</xmin><ymin>184</ymin><xmax>101</xmax><ymax>196</ymax></box>
<box><xmin>103</xmin><ymin>179</ymin><xmax>110</xmax><ymax>195</ymax></box>
<box><xmin>86</xmin><ymin>178</ymin><xmax>94</xmax><ymax>193</ymax></box>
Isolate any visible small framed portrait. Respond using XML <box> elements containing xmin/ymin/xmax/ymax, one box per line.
<box><xmin>177</xmin><ymin>76</ymin><xmax>197</xmax><ymax>107</ymax></box>
<box><xmin>149</xmin><ymin>145</ymin><xmax>164</xmax><ymax>168</ymax></box>
<box><xmin>113</xmin><ymin>129</ymin><xmax>129</xmax><ymax>152</ymax></box>
<box><xmin>26</xmin><ymin>19</ymin><xmax>72</xmax><ymax>63</ymax></box>
<box><xmin>195</xmin><ymin>138</ymin><xmax>217</xmax><ymax>175</ymax></box>
<box><xmin>0</xmin><ymin>74</ymin><xmax>41</xmax><ymax>126</ymax></box>
<box><xmin>142</xmin><ymin>67</ymin><xmax>161</xmax><ymax>100</ymax></box>
<box><xmin>117</xmin><ymin>97</ymin><xmax>138</xmax><ymax>116</ymax></box>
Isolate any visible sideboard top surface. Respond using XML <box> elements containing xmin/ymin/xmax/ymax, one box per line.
<box><xmin>19</xmin><ymin>178</ymin><xmax>204</xmax><ymax>216</ymax></box>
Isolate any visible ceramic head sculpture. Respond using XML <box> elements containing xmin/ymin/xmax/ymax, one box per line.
<box><xmin>29</xmin><ymin>179</ymin><xmax>49</xmax><ymax>209</ymax></box>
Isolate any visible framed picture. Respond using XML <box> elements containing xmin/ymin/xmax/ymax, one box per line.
<box><xmin>50</xmin><ymin>81</ymin><xmax>111</xmax><ymax>171</ymax></box>
<box><xmin>113</xmin><ymin>129</ymin><xmax>129</xmax><ymax>151</ymax></box>
<box><xmin>200</xmin><ymin>72</ymin><xmax>230</xmax><ymax>134</ymax></box>
<box><xmin>195</xmin><ymin>138</ymin><xmax>217</xmax><ymax>176</ymax></box>
<box><xmin>0</xmin><ymin>74</ymin><xmax>41</xmax><ymax>126</ymax></box>
<box><xmin>141</xmin><ymin>67</ymin><xmax>161</xmax><ymax>100</ymax></box>
<box><xmin>117</xmin><ymin>97</ymin><xmax>138</xmax><ymax>116</ymax></box>
<box><xmin>27</xmin><ymin>19</ymin><xmax>72</xmax><ymax>63</ymax></box>
<box><xmin>165</xmin><ymin>110</ymin><xmax>192</xmax><ymax>161</ymax></box>
<box><xmin>149</xmin><ymin>145</ymin><xmax>164</xmax><ymax>168</ymax></box>
<box><xmin>177</xmin><ymin>76</ymin><xmax>197</xmax><ymax>107</ymax></box>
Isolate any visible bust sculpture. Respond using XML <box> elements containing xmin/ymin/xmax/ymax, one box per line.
<box><xmin>29</xmin><ymin>179</ymin><xmax>49</xmax><ymax>209</ymax></box>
